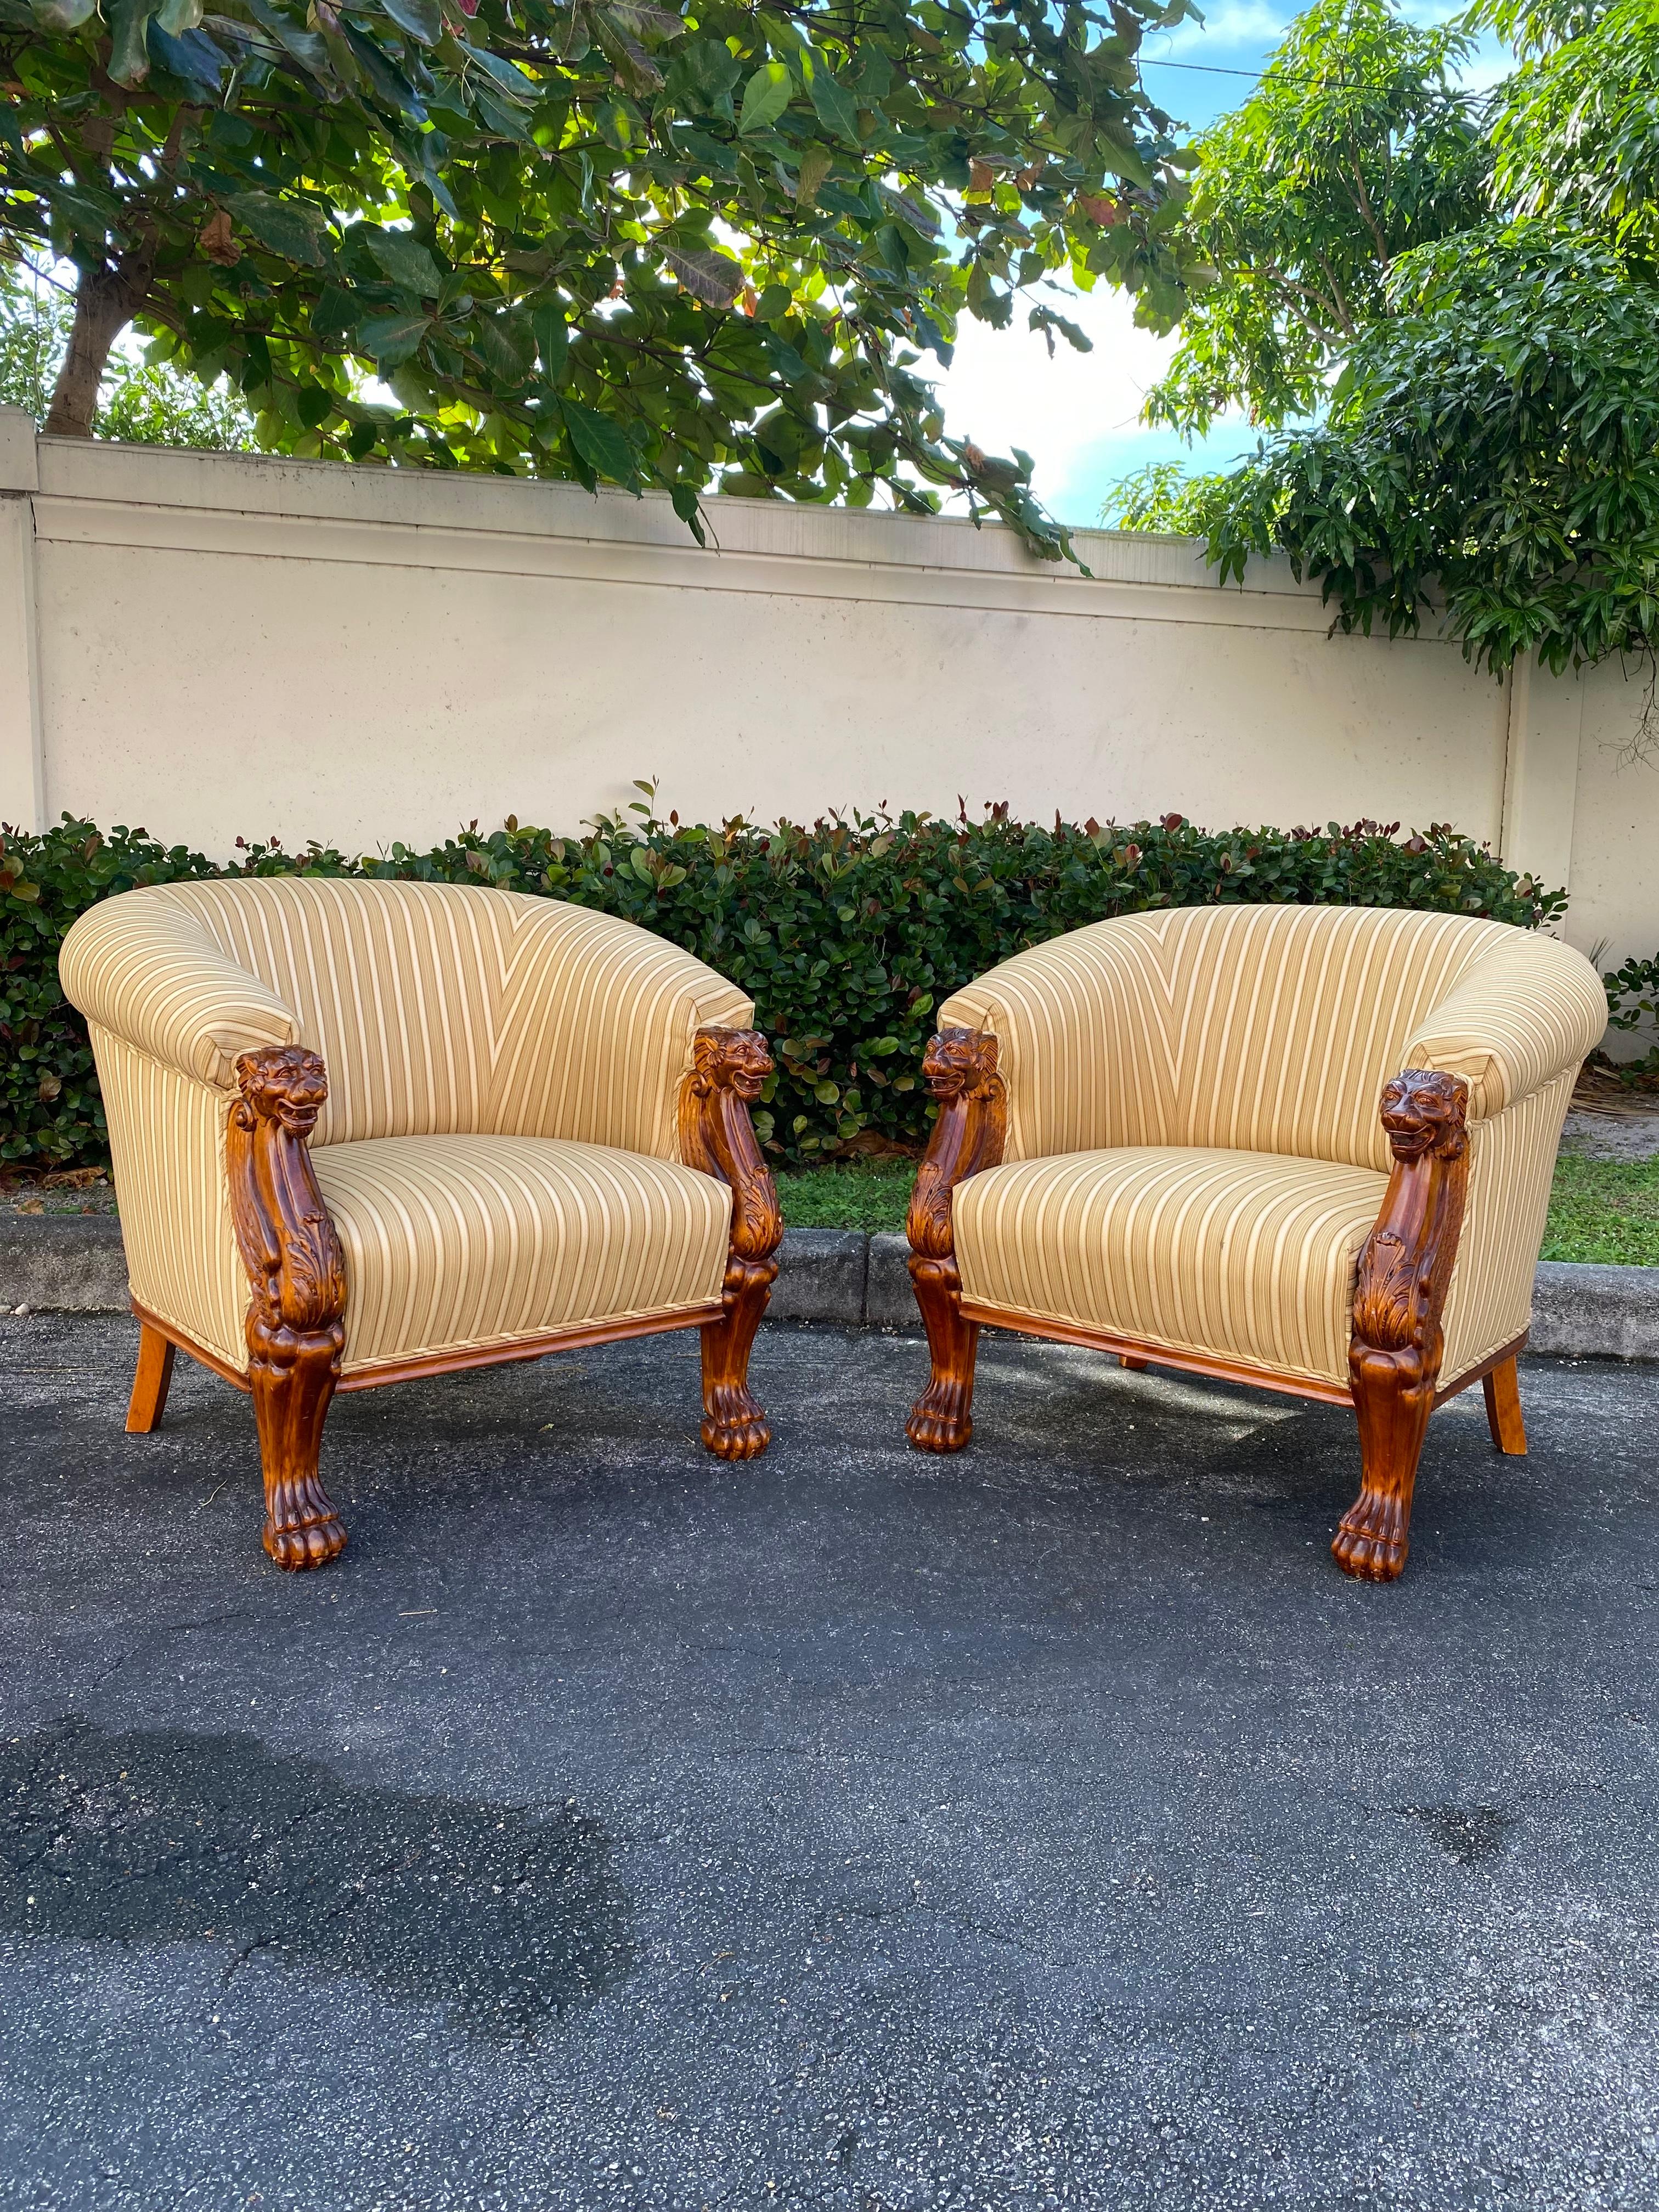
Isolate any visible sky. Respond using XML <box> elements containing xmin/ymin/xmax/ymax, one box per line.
<box><xmin>929</xmin><ymin>0</ymin><xmax>1507</xmax><ymax>527</ymax></box>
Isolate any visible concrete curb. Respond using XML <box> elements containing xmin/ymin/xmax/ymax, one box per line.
<box><xmin>0</xmin><ymin>1215</ymin><xmax>129</xmax><ymax>1314</ymax></box>
<box><xmin>4</xmin><ymin>1217</ymin><xmax>1658</xmax><ymax>1361</ymax></box>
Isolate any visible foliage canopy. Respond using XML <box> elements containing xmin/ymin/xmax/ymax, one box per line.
<box><xmin>5</xmin><ymin>0</ymin><xmax>1200</xmax><ymax>558</ymax></box>
<box><xmin>1143</xmin><ymin>0</ymin><xmax>1489</xmax><ymax>437</ymax></box>
<box><xmin>1110</xmin><ymin>0</ymin><xmax>1659</xmax><ymax>685</ymax></box>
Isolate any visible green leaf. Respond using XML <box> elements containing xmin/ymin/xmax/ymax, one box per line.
<box><xmin>594</xmin><ymin>94</ymin><xmax>637</xmax><ymax>150</ymax></box>
<box><xmin>29</xmin><ymin>0</ymin><xmax>99</xmax><ymax>25</ymax></box>
<box><xmin>559</xmin><ymin>398</ymin><xmax>640</xmax><ymax>487</ymax></box>
<box><xmin>108</xmin><ymin>0</ymin><xmax>157</xmax><ymax>86</ymax></box>
<box><xmin>357</xmin><ymin>310</ymin><xmax>431</xmax><ymax>366</ymax></box>
<box><xmin>223</xmin><ymin>193</ymin><xmax>330</xmax><ymax>268</ymax></box>
<box><xmin>795</xmin><ymin>144</ymin><xmax>834</xmax><ymax>206</ymax></box>
<box><xmin>376</xmin><ymin>0</ymin><xmax>441</xmax><ymax>44</ymax></box>
<box><xmin>472</xmin><ymin>307</ymin><xmax>535</xmax><ymax>382</ymax></box>
<box><xmin>678</xmin><ymin>35</ymin><xmax>742</xmax><ymax>104</ymax></box>
<box><xmin>807</xmin><ymin>67</ymin><xmax>859</xmax><ymax>144</ymax></box>
<box><xmin>669</xmin><ymin>481</ymin><xmax>707</xmax><ymax>545</ymax></box>
<box><xmin>153</xmin><ymin>0</ymin><xmax>201</xmax><ymax>31</ymax></box>
<box><xmin>532</xmin><ymin>306</ymin><xmax>569</xmax><ymax>378</ymax></box>
<box><xmin>661</xmin><ymin>244</ymin><xmax>743</xmax><ymax>308</ymax></box>
<box><xmin>738</xmin><ymin>62</ymin><xmax>792</xmax><ymax>136</ymax></box>
<box><xmin>364</xmin><ymin>229</ymin><xmax>445</xmax><ymax>297</ymax></box>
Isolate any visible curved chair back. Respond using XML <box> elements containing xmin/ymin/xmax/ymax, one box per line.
<box><xmin>939</xmin><ymin>904</ymin><xmax>1602</xmax><ymax>1171</ymax></box>
<box><xmin>61</xmin><ymin>876</ymin><xmax>751</xmax><ymax>1159</ymax></box>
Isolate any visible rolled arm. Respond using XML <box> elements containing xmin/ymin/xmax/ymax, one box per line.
<box><xmin>1405</xmin><ymin>933</ymin><xmax>1607</xmax><ymax>1121</ymax></box>
<box><xmin>58</xmin><ymin>887</ymin><xmax>298</xmax><ymax>1090</ymax></box>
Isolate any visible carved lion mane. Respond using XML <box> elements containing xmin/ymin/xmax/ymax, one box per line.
<box><xmin>1379</xmin><ymin>1068</ymin><xmax>1469</xmax><ymax>1161</ymax></box>
<box><xmin>922</xmin><ymin>1026</ymin><xmax>999</xmax><ymax>1100</ymax></box>
<box><xmin>234</xmin><ymin>1046</ymin><xmax>329</xmax><ymax>1135</ymax></box>
<box><xmin>692</xmin><ymin>1026</ymin><xmax>773</xmax><ymax>1101</ymax></box>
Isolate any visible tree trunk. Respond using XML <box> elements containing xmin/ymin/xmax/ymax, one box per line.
<box><xmin>43</xmin><ymin>257</ymin><xmax>152</xmax><ymax>437</ymax></box>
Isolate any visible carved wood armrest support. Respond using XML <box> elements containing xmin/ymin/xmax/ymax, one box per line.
<box><xmin>227</xmin><ymin>1045</ymin><xmax>348</xmax><ymax>1569</ymax></box>
<box><xmin>679</xmin><ymin>1026</ymin><xmax>783</xmax><ymax>1460</ymax></box>
<box><xmin>1336</xmin><ymin>1067</ymin><xmax>1471</xmax><ymax>1582</ymax></box>
<box><xmin>905</xmin><ymin>1028</ymin><xmax>1008</xmax><ymax>1262</ymax></box>
<box><xmin>904</xmin><ymin>1029</ymin><xmax>1007</xmax><ymax>1455</ymax></box>
<box><xmin>678</xmin><ymin>1027</ymin><xmax>783</xmax><ymax>1265</ymax></box>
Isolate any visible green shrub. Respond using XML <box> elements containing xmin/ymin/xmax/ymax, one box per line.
<box><xmin>1</xmin><ymin>804</ymin><xmax>1564</xmax><ymax>1175</ymax></box>
<box><xmin>1604</xmin><ymin>950</ymin><xmax>1659</xmax><ymax>1070</ymax></box>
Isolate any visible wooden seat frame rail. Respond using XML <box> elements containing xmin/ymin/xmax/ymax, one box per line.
<box><xmin>903</xmin><ymin>1025</ymin><xmax>1530</xmax><ymax>1584</ymax></box>
<box><xmin>124</xmin><ymin>1026</ymin><xmax>783</xmax><ymax>1572</ymax></box>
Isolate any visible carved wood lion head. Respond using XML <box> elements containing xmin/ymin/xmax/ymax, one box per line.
<box><xmin>1379</xmin><ymin>1068</ymin><xmax>1469</xmax><ymax>1162</ymax></box>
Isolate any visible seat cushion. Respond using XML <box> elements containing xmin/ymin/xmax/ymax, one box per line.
<box><xmin>310</xmin><ymin>1135</ymin><xmax>731</xmax><ymax>1376</ymax></box>
<box><xmin>953</xmin><ymin>1148</ymin><xmax>1390</xmax><ymax>1389</ymax></box>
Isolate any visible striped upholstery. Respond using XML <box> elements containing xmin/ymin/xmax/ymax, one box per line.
<box><xmin>956</xmin><ymin>1148</ymin><xmax>1387</xmax><ymax>1386</ymax></box>
<box><xmin>59</xmin><ymin>879</ymin><xmax>753</xmax><ymax>1376</ymax></box>
<box><xmin>942</xmin><ymin>906</ymin><xmax>1606</xmax><ymax>1391</ymax></box>
<box><xmin>89</xmin><ymin>1023</ymin><xmax>250</xmax><ymax>1369</ymax></box>
<box><xmin>939</xmin><ymin>904</ymin><xmax>1605</xmax><ymax>1173</ymax></box>
<box><xmin>311</xmin><ymin>1137</ymin><xmax>729</xmax><ymax>1376</ymax></box>
<box><xmin>61</xmin><ymin>878</ymin><xmax>752</xmax><ymax>1156</ymax></box>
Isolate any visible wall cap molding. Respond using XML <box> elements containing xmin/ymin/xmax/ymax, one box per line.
<box><xmin>32</xmin><ymin>430</ymin><xmax>1315</xmax><ymax>598</ymax></box>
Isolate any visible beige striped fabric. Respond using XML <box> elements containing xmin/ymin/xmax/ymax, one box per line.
<box><xmin>90</xmin><ymin>1023</ymin><xmax>250</xmax><ymax>1371</ymax></box>
<box><xmin>955</xmin><ymin>1147</ymin><xmax>1389</xmax><ymax>1387</ymax></box>
<box><xmin>61</xmin><ymin>901</ymin><xmax>299</xmax><ymax>1091</ymax></box>
<box><xmin>60</xmin><ymin>878</ymin><xmax>753</xmax><ymax>1157</ymax></box>
<box><xmin>311</xmin><ymin>1135</ymin><xmax>730</xmax><ymax>1375</ymax></box>
<box><xmin>1441</xmin><ymin>1064</ymin><xmax>1580</xmax><ymax>1381</ymax></box>
<box><xmin>940</xmin><ymin>905</ymin><xmax>1606</xmax><ymax>1393</ymax></box>
<box><xmin>938</xmin><ymin>905</ymin><xmax>1604</xmax><ymax>1172</ymax></box>
<box><xmin>60</xmin><ymin>878</ymin><xmax>757</xmax><ymax>1374</ymax></box>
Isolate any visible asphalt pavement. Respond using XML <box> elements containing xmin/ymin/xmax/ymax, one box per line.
<box><xmin>1</xmin><ymin>1313</ymin><xmax>1656</xmax><ymax>2211</ymax></box>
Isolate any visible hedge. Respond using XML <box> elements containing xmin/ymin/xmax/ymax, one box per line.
<box><xmin>1</xmin><ymin>805</ymin><xmax>1566</xmax><ymax>1175</ymax></box>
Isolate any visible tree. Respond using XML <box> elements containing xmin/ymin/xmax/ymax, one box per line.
<box><xmin>1142</xmin><ymin>0</ymin><xmax>1489</xmax><ymax>437</ymax></box>
<box><xmin>1206</xmin><ymin>225</ymin><xmax>1659</xmax><ymax>677</ymax></box>
<box><xmin>4</xmin><ymin>0</ymin><xmax>1201</xmax><ymax>560</ymax></box>
<box><xmin>1105</xmin><ymin>0</ymin><xmax>1659</xmax><ymax>687</ymax></box>
<box><xmin>0</xmin><ymin>263</ymin><xmax>256</xmax><ymax>443</ymax></box>
<box><xmin>1484</xmin><ymin>0</ymin><xmax>1659</xmax><ymax>266</ymax></box>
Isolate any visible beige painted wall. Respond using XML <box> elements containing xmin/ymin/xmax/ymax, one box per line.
<box><xmin>2</xmin><ymin>411</ymin><xmax>1655</xmax><ymax>997</ymax></box>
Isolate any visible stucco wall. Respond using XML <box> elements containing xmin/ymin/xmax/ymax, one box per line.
<box><xmin>2</xmin><ymin>411</ymin><xmax>1654</xmax><ymax>994</ymax></box>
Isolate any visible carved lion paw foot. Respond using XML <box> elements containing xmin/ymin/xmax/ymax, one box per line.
<box><xmin>906</xmin><ymin>1386</ymin><xmax>973</xmax><ymax>1453</ymax></box>
<box><xmin>702</xmin><ymin>1390</ymin><xmax>771</xmax><ymax>1460</ymax></box>
<box><xmin>1331</xmin><ymin>1491</ymin><xmax>1409</xmax><ymax>1582</ymax></box>
<box><xmin>263</xmin><ymin>1480</ymin><xmax>348</xmax><ymax>1571</ymax></box>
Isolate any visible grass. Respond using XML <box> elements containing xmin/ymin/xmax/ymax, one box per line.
<box><xmin>1543</xmin><ymin>1154</ymin><xmax>1659</xmax><ymax>1267</ymax></box>
<box><xmin>776</xmin><ymin>1159</ymin><xmax>913</xmax><ymax>1233</ymax></box>
<box><xmin>780</xmin><ymin>1153</ymin><xmax>1659</xmax><ymax>1269</ymax></box>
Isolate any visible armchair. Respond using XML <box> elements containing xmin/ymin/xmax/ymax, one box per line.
<box><xmin>901</xmin><ymin>904</ymin><xmax>1607</xmax><ymax>1580</ymax></box>
<box><xmin>60</xmin><ymin>877</ymin><xmax>782</xmax><ymax>1570</ymax></box>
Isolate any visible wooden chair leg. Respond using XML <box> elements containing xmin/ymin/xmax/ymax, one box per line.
<box><xmin>251</xmin><ymin>1337</ymin><xmax>346</xmax><ymax>1570</ymax></box>
<box><xmin>1335</xmin><ymin>1349</ymin><xmax>1434</xmax><ymax>1582</ymax></box>
<box><xmin>904</xmin><ymin>1029</ymin><xmax>1005</xmax><ymax>1454</ymax></box>
<box><xmin>1120</xmin><ymin>1354</ymin><xmax>1148</xmax><ymax>1372</ymax></box>
<box><xmin>699</xmin><ymin>1256</ymin><xmax>777</xmax><ymax>1460</ymax></box>
<box><xmin>126</xmin><ymin>1324</ymin><xmax>176</xmax><ymax>1434</ymax></box>
<box><xmin>1482</xmin><ymin>1357</ymin><xmax>1527</xmax><ymax>1454</ymax></box>
<box><xmin>678</xmin><ymin>1026</ymin><xmax>783</xmax><ymax>1463</ymax></box>
<box><xmin>906</xmin><ymin>1254</ymin><xmax>980</xmax><ymax>1452</ymax></box>
<box><xmin>1334</xmin><ymin>1068</ymin><xmax>1471</xmax><ymax>1584</ymax></box>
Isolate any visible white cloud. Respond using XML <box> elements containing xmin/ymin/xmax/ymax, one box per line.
<box><xmin>1154</xmin><ymin>0</ymin><xmax>1289</xmax><ymax>57</ymax></box>
<box><xmin>932</xmin><ymin>282</ymin><xmax>1172</xmax><ymax>494</ymax></box>
<box><xmin>927</xmin><ymin>280</ymin><xmax>1254</xmax><ymax>525</ymax></box>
